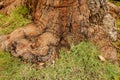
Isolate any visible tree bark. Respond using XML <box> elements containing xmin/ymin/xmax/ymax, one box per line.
<box><xmin>0</xmin><ymin>0</ymin><xmax>118</xmax><ymax>63</ymax></box>
<box><xmin>0</xmin><ymin>0</ymin><xmax>25</xmax><ymax>15</ymax></box>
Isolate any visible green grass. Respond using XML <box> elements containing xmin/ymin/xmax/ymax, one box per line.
<box><xmin>0</xmin><ymin>6</ymin><xmax>31</xmax><ymax>35</ymax></box>
<box><xmin>0</xmin><ymin>42</ymin><xmax>120</xmax><ymax>80</ymax></box>
<box><xmin>116</xmin><ymin>18</ymin><xmax>120</xmax><ymax>33</ymax></box>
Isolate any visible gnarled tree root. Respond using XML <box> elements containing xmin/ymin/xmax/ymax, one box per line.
<box><xmin>0</xmin><ymin>23</ymin><xmax>59</xmax><ymax>63</ymax></box>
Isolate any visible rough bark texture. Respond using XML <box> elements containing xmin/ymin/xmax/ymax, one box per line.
<box><xmin>108</xmin><ymin>2</ymin><xmax>120</xmax><ymax>19</ymax></box>
<box><xmin>0</xmin><ymin>0</ymin><xmax>25</xmax><ymax>15</ymax></box>
<box><xmin>0</xmin><ymin>0</ymin><xmax>118</xmax><ymax>63</ymax></box>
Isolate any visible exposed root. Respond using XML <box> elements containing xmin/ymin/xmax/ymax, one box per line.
<box><xmin>0</xmin><ymin>23</ymin><xmax>59</xmax><ymax>63</ymax></box>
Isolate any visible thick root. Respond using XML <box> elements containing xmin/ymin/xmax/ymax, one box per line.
<box><xmin>0</xmin><ymin>23</ymin><xmax>59</xmax><ymax>63</ymax></box>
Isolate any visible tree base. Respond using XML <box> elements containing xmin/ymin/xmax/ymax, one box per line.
<box><xmin>0</xmin><ymin>0</ymin><xmax>118</xmax><ymax>64</ymax></box>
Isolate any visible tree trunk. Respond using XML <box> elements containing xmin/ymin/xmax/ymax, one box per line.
<box><xmin>0</xmin><ymin>0</ymin><xmax>118</xmax><ymax>63</ymax></box>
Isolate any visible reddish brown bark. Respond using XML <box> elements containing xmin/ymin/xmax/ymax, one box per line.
<box><xmin>0</xmin><ymin>0</ymin><xmax>25</xmax><ymax>15</ymax></box>
<box><xmin>0</xmin><ymin>0</ymin><xmax>118</xmax><ymax>63</ymax></box>
<box><xmin>108</xmin><ymin>2</ymin><xmax>120</xmax><ymax>19</ymax></box>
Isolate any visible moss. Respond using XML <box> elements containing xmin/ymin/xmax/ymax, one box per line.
<box><xmin>0</xmin><ymin>6</ymin><xmax>31</xmax><ymax>35</ymax></box>
<box><xmin>109</xmin><ymin>0</ymin><xmax>120</xmax><ymax>6</ymax></box>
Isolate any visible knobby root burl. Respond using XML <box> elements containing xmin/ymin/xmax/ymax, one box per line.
<box><xmin>0</xmin><ymin>23</ymin><xmax>60</xmax><ymax>63</ymax></box>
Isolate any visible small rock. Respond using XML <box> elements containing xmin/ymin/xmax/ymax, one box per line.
<box><xmin>98</xmin><ymin>55</ymin><xmax>106</xmax><ymax>62</ymax></box>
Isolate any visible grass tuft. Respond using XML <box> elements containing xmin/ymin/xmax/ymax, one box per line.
<box><xmin>0</xmin><ymin>6</ymin><xmax>31</xmax><ymax>35</ymax></box>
